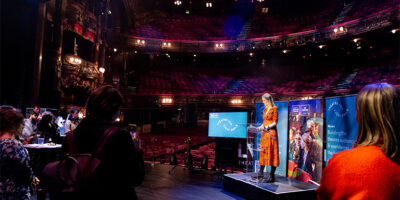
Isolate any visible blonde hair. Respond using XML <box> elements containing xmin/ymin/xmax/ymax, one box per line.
<box><xmin>356</xmin><ymin>83</ymin><xmax>400</xmax><ymax>160</ymax></box>
<box><xmin>262</xmin><ymin>93</ymin><xmax>275</xmax><ymax>107</ymax></box>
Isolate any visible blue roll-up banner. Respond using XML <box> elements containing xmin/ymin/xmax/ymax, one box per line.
<box><xmin>254</xmin><ymin>101</ymin><xmax>288</xmax><ymax>177</ymax></box>
<box><xmin>288</xmin><ymin>99</ymin><xmax>323</xmax><ymax>183</ymax></box>
<box><xmin>325</xmin><ymin>95</ymin><xmax>358</xmax><ymax>165</ymax></box>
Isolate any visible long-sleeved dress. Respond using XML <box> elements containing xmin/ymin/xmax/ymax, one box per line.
<box><xmin>259</xmin><ymin>106</ymin><xmax>280</xmax><ymax>167</ymax></box>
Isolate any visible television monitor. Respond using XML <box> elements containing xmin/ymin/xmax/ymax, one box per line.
<box><xmin>208</xmin><ymin>112</ymin><xmax>247</xmax><ymax>138</ymax></box>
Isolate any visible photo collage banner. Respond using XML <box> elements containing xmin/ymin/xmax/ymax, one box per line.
<box><xmin>287</xmin><ymin>99</ymin><xmax>323</xmax><ymax>183</ymax></box>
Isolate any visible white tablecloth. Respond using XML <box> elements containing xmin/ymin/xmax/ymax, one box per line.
<box><xmin>23</xmin><ymin>143</ymin><xmax>62</xmax><ymax>149</ymax></box>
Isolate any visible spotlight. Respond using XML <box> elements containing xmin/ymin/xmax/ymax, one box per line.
<box><xmin>174</xmin><ymin>0</ymin><xmax>182</xmax><ymax>6</ymax></box>
<box><xmin>215</xmin><ymin>43</ymin><xmax>223</xmax><ymax>48</ymax></box>
<box><xmin>113</xmin><ymin>48</ymin><xmax>117</xmax><ymax>52</ymax></box>
<box><xmin>99</xmin><ymin>67</ymin><xmax>105</xmax><ymax>73</ymax></box>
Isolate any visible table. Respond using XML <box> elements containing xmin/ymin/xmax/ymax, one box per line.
<box><xmin>24</xmin><ymin>143</ymin><xmax>63</xmax><ymax>176</ymax></box>
<box><xmin>23</xmin><ymin>143</ymin><xmax>62</xmax><ymax>149</ymax></box>
<box><xmin>24</xmin><ymin>143</ymin><xmax>63</xmax><ymax>200</ymax></box>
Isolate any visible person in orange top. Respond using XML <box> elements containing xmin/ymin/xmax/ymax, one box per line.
<box><xmin>253</xmin><ymin>93</ymin><xmax>280</xmax><ymax>183</ymax></box>
<box><xmin>317</xmin><ymin>82</ymin><xmax>400</xmax><ymax>200</ymax></box>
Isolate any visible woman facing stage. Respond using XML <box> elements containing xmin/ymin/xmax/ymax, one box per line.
<box><xmin>253</xmin><ymin>93</ymin><xmax>280</xmax><ymax>183</ymax></box>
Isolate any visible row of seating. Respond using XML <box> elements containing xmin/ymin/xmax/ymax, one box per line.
<box><xmin>140</xmin><ymin>133</ymin><xmax>216</xmax><ymax>169</ymax></box>
<box><xmin>132</xmin><ymin>0</ymin><xmax>398</xmax><ymax>40</ymax></box>
<box><xmin>135</xmin><ymin>63</ymin><xmax>399</xmax><ymax>95</ymax></box>
<box><xmin>343</xmin><ymin>0</ymin><xmax>399</xmax><ymax>22</ymax></box>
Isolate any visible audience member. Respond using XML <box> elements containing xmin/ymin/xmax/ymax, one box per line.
<box><xmin>32</xmin><ymin>106</ymin><xmax>41</xmax><ymax>120</ymax></box>
<box><xmin>21</xmin><ymin>113</ymin><xmax>39</xmax><ymax>143</ymax></box>
<box><xmin>63</xmin><ymin>107</ymin><xmax>79</xmax><ymax>133</ymax></box>
<box><xmin>317</xmin><ymin>83</ymin><xmax>400</xmax><ymax>200</ymax></box>
<box><xmin>0</xmin><ymin>108</ymin><xmax>39</xmax><ymax>200</ymax></box>
<box><xmin>37</xmin><ymin>112</ymin><xmax>57</xmax><ymax>143</ymax></box>
<box><xmin>61</xmin><ymin>85</ymin><xmax>145</xmax><ymax>199</ymax></box>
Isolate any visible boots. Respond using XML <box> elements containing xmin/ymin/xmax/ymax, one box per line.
<box><xmin>251</xmin><ymin>165</ymin><xmax>265</xmax><ymax>180</ymax></box>
<box><xmin>265</xmin><ymin>174</ymin><xmax>275</xmax><ymax>183</ymax></box>
<box><xmin>265</xmin><ymin>166</ymin><xmax>276</xmax><ymax>183</ymax></box>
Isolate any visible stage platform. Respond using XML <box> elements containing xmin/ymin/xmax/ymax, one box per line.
<box><xmin>224</xmin><ymin>173</ymin><xmax>318</xmax><ymax>200</ymax></box>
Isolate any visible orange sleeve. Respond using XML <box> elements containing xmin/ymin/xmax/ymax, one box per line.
<box><xmin>272</xmin><ymin>106</ymin><xmax>278</xmax><ymax>124</ymax></box>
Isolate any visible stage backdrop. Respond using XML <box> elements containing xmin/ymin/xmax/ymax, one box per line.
<box><xmin>325</xmin><ymin>95</ymin><xmax>358</xmax><ymax>165</ymax></box>
<box><xmin>254</xmin><ymin>101</ymin><xmax>288</xmax><ymax>177</ymax></box>
<box><xmin>287</xmin><ymin>99</ymin><xmax>323</xmax><ymax>184</ymax></box>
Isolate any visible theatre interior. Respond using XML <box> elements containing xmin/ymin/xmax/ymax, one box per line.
<box><xmin>1</xmin><ymin>0</ymin><xmax>399</xmax><ymax>199</ymax></box>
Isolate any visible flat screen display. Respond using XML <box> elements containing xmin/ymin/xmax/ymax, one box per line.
<box><xmin>208</xmin><ymin>112</ymin><xmax>247</xmax><ymax>138</ymax></box>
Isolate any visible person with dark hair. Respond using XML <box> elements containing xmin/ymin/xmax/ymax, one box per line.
<box><xmin>63</xmin><ymin>107</ymin><xmax>79</xmax><ymax>133</ymax></box>
<box><xmin>32</xmin><ymin>106</ymin><xmax>41</xmax><ymax>120</ymax></box>
<box><xmin>0</xmin><ymin>108</ymin><xmax>39</xmax><ymax>199</ymax></box>
<box><xmin>317</xmin><ymin>83</ymin><xmax>400</xmax><ymax>200</ymax></box>
<box><xmin>37</xmin><ymin>113</ymin><xmax>57</xmax><ymax>143</ymax></box>
<box><xmin>61</xmin><ymin>85</ymin><xmax>145</xmax><ymax>200</ymax></box>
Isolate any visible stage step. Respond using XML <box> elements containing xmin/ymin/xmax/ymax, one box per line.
<box><xmin>224</xmin><ymin>173</ymin><xmax>318</xmax><ymax>200</ymax></box>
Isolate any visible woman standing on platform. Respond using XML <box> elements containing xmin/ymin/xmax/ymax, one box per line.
<box><xmin>317</xmin><ymin>83</ymin><xmax>400</xmax><ymax>200</ymax></box>
<box><xmin>254</xmin><ymin>93</ymin><xmax>280</xmax><ymax>182</ymax></box>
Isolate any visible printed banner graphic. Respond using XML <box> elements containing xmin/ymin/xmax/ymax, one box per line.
<box><xmin>253</xmin><ymin>101</ymin><xmax>288</xmax><ymax>176</ymax></box>
<box><xmin>325</xmin><ymin>95</ymin><xmax>358</xmax><ymax>165</ymax></box>
<box><xmin>287</xmin><ymin>99</ymin><xmax>323</xmax><ymax>183</ymax></box>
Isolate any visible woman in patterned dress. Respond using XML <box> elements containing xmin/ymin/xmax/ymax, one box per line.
<box><xmin>0</xmin><ymin>108</ymin><xmax>39</xmax><ymax>200</ymax></box>
<box><xmin>256</xmin><ymin>93</ymin><xmax>280</xmax><ymax>182</ymax></box>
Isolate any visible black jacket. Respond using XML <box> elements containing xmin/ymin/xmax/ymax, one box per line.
<box><xmin>62</xmin><ymin>117</ymin><xmax>145</xmax><ymax>200</ymax></box>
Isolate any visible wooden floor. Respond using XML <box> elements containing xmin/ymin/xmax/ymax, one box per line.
<box><xmin>136</xmin><ymin>163</ymin><xmax>245</xmax><ymax>200</ymax></box>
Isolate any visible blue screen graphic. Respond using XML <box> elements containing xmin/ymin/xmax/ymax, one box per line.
<box><xmin>208</xmin><ymin>112</ymin><xmax>247</xmax><ymax>138</ymax></box>
<box><xmin>325</xmin><ymin>95</ymin><xmax>358</xmax><ymax>165</ymax></box>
